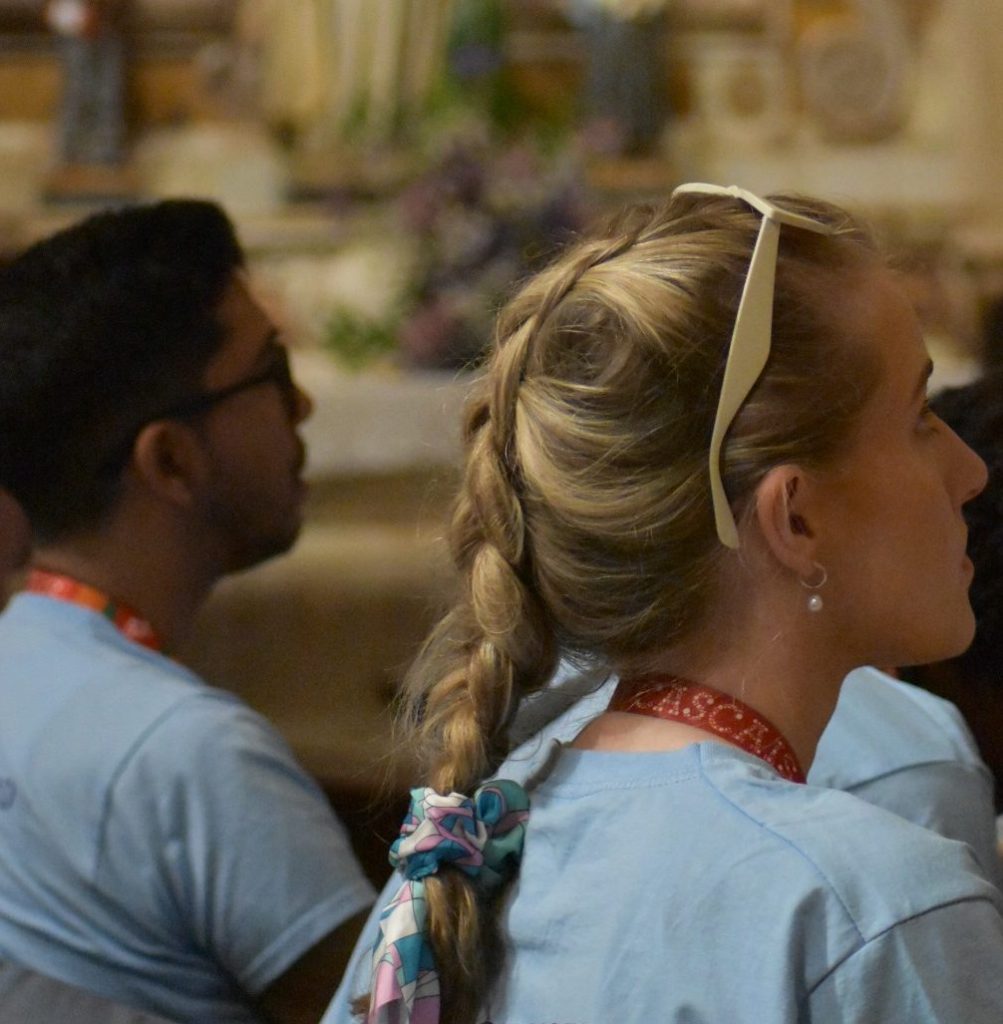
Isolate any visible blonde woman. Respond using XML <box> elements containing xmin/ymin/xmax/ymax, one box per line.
<box><xmin>363</xmin><ymin>185</ymin><xmax>1003</xmax><ymax>1023</ymax></box>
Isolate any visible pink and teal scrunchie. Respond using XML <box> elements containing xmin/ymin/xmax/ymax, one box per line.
<box><xmin>367</xmin><ymin>780</ymin><xmax>530</xmax><ymax>1024</ymax></box>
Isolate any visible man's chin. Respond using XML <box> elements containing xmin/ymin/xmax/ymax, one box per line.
<box><xmin>223</xmin><ymin>522</ymin><xmax>303</xmax><ymax>576</ymax></box>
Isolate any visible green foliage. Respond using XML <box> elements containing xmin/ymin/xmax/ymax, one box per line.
<box><xmin>322</xmin><ymin>307</ymin><xmax>399</xmax><ymax>371</ymax></box>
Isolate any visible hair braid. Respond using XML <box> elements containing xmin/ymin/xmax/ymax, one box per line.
<box><xmin>492</xmin><ymin>214</ymin><xmax>653</xmax><ymax>438</ymax></box>
<box><xmin>410</xmin><ymin>213</ymin><xmax>655</xmax><ymax>795</ymax></box>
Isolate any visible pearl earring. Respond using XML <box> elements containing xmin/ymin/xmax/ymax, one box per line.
<box><xmin>800</xmin><ymin>562</ymin><xmax>827</xmax><ymax>613</ymax></box>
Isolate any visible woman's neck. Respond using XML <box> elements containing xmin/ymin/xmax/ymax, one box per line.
<box><xmin>581</xmin><ymin>607</ymin><xmax>852</xmax><ymax>774</ymax></box>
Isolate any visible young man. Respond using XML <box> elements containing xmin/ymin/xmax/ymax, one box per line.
<box><xmin>0</xmin><ymin>201</ymin><xmax>374</xmax><ymax>1024</ymax></box>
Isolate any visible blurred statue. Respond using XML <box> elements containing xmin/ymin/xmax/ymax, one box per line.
<box><xmin>566</xmin><ymin>0</ymin><xmax>671</xmax><ymax>156</ymax></box>
<box><xmin>241</xmin><ymin>0</ymin><xmax>454</xmax><ymax>146</ymax></box>
<box><xmin>45</xmin><ymin>0</ymin><xmax>129</xmax><ymax>166</ymax></box>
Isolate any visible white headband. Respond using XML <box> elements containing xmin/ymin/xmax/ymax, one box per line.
<box><xmin>671</xmin><ymin>183</ymin><xmax>837</xmax><ymax>548</ymax></box>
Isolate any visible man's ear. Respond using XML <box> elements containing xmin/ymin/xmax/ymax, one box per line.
<box><xmin>129</xmin><ymin>422</ymin><xmax>208</xmax><ymax>507</ymax></box>
<box><xmin>753</xmin><ymin>465</ymin><xmax>820</xmax><ymax>576</ymax></box>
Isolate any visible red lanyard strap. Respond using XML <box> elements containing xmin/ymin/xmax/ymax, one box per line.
<box><xmin>26</xmin><ymin>569</ymin><xmax>164</xmax><ymax>653</ymax></box>
<box><xmin>610</xmin><ymin>674</ymin><xmax>806</xmax><ymax>784</ymax></box>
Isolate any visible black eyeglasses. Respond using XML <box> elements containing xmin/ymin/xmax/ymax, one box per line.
<box><xmin>152</xmin><ymin>344</ymin><xmax>298</xmax><ymax>421</ymax></box>
<box><xmin>100</xmin><ymin>345</ymin><xmax>300</xmax><ymax>474</ymax></box>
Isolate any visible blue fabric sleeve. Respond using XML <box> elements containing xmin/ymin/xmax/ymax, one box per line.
<box><xmin>95</xmin><ymin>695</ymin><xmax>376</xmax><ymax>996</ymax></box>
<box><xmin>809</xmin><ymin>898</ymin><xmax>1003</xmax><ymax>1022</ymax></box>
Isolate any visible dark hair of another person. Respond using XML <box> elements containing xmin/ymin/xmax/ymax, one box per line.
<box><xmin>980</xmin><ymin>295</ymin><xmax>1003</xmax><ymax>372</ymax></box>
<box><xmin>929</xmin><ymin>368</ymin><xmax>1003</xmax><ymax>688</ymax></box>
<box><xmin>0</xmin><ymin>199</ymin><xmax>244</xmax><ymax>543</ymax></box>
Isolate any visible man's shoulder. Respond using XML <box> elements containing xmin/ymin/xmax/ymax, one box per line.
<box><xmin>0</xmin><ymin>592</ymin><xmax>193</xmax><ymax>680</ymax></box>
<box><xmin>0</xmin><ymin>592</ymin><xmax>239</xmax><ymax>722</ymax></box>
<box><xmin>0</xmin><ymin>593</ymin><xmax>274</xmax><ymax>806</ymax></box>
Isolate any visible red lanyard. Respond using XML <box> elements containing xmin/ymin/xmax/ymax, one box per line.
<box><xmin>609</xmin><ymin>674</ymin><xmax>806</xmax><ymax>784</ymax></box>
<box><xmin>26</xmin><ymin>569</ymin><xmax>164</xmax><ymax>653</ymax></box>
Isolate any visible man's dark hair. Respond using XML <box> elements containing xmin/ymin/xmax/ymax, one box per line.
<box><xmin>0</xmin><ymin>199</ymin><xmax>244</xmax><ymax>542</ymax></box>
<box><xmin>930</xmin><ymin>368</ymin><xmax>1003</xmax><ymax>686</ymax></box>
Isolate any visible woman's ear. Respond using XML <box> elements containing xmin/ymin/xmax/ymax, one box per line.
<box><xmin>753</xmin><ymin>465</ymin><xmax>820</xmax><ymax>576</ymax></box>
<box><xmin>129</xmin><ymin>422</ymin><xmax>208</xmax><ymax>508</ymax></box>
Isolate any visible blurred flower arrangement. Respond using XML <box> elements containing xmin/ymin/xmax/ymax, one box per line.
<box><xmin>322</xmin><ymin>135</ymin><xmax>590</xmax><ymax>372</ymax></box>
<box><xmin>318</xmin><ymin>0</ymin><xmax>592</xmax><ymax>372</ymax></box>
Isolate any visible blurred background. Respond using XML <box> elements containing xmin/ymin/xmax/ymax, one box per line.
<box><xmin>2</xmin><ymin>0</ymin><xmax>1001</xmax><ymax>882</ymax></box>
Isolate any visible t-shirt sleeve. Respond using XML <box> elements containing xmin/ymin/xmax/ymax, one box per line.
<box><xmin>95</xmin><ymin>695</ymin><xmax>376</xmax><ymax>996</ymax></box>
<box><xmin>809</xmin><ymin>898</ymin><xmax>1003</xmax><ymax>1022</ymax></box>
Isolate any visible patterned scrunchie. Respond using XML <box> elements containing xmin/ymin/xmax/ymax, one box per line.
<box><xmin>368</xmin><ymin>780</ymin><xmax>530</xmax><ymax>1024</ymax></box>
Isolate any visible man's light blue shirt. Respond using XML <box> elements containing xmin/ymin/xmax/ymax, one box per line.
<box><xmin>0</xmin><ymin>594</ymin><xmax>375</xmax><ymax>1024</ymax></box>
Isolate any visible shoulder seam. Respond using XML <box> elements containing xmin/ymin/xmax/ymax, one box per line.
<box><xmin>806</xmin><ymin>895</ymin><xmax>998</xmax><ymax>996</ymax></box>
<box><xmin>695</xmin><ymin>747</ymin><xmax>865</xmax><ymax>943</ymax></box>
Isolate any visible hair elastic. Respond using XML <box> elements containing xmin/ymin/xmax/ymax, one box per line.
<box><xmin>368</xmin><ymin>781</ymin><xmax>530</xmax><ymax>1024</ymax></box>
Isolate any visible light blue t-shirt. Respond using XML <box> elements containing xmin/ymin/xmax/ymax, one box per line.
<box><xmin>813</xmin><ymin>667</ymin><xmax>1001</xmax><ymax>885</ymax></box>
<box><xmin>0</xmin><ymin>594</ymin><xmax>375</xmax><ymax>1024</ymax></box>
<box><xmin>326</xmin><ymin>665</ymin><xmax>1000</xmax><ymax>1023</ymax></box>
<box><xmin>0</xmin><ymin>962</ymin><xmax>175</xmax><ymax>1024</ymax></box>
<box><xmin>490</xmin><ymin>742</ymin><xmax>1003</xmax><ymax>1022</ymax></box>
